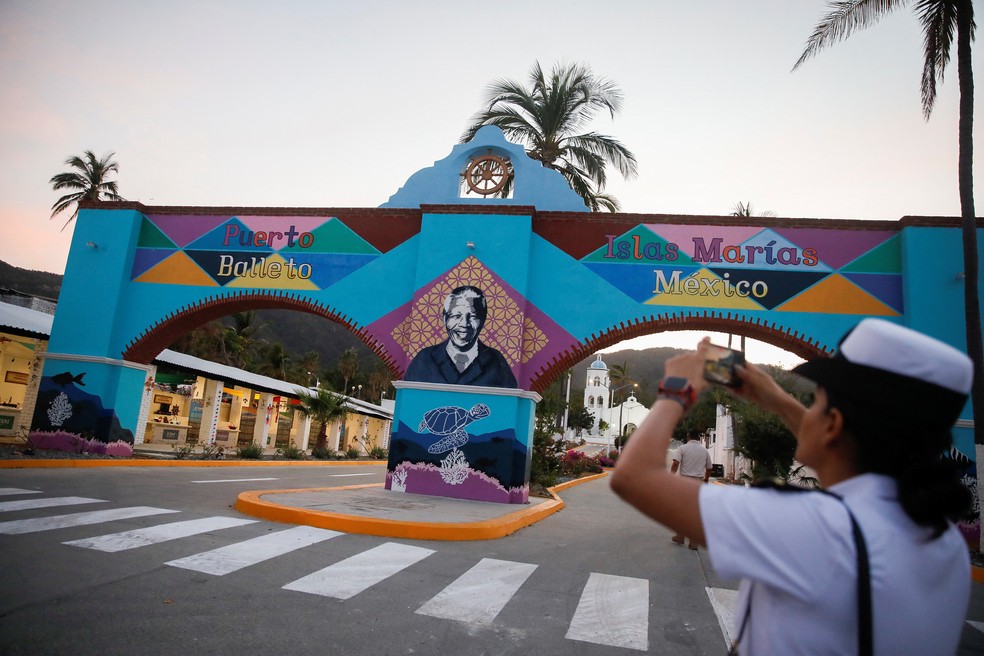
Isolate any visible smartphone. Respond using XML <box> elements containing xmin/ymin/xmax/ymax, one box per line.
<box><xmin>703</xmin><ymin>344</ymin><xmax>745</xmax><ymax>387</ymax></box>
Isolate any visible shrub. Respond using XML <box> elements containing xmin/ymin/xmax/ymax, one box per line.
<box><xmin>558</xmin><ymin>449</ymin><xmax>603</xmax><ymax>477</ymax></box>
<box><xmin>368</xmin><ymin>446</ymin><xmax>387</xmax><ymax>460</ymax></box>
<box><xmin>172</xmin><ymin>444</ymin><xmax>195</xmax><ymax>459</ymax></box>
<box><xmin>311</xmin><ymin>445</ymin><xmax>335</xmax><ymax>460</ymax></box>
<box><xmin>237</xmin><ymin>443</ymin><xmax>264</xmax><ymax>459</ymax></box>
<box><xmin>344</xmin><ymin>446</ymin><xmax>360</xmax><ymax>459</ymax></box>
<box><xmin>595</xmin><ymin>455</ymin><xmax>616</xmax><ymax>468</ymax></box>
<box><xmin>276</xmin><ymin>444</ymin><xmax>306</xmax><ymax>460</ymax></box>
<box><xmin>199</xmin><ymin>442</ymin><xmax>224</xmax><ymax>460</ymax></box>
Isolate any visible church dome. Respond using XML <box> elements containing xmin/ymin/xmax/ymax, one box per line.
<box><xmin>589</xmin><ymin>355</ymin><xmax>608</xmax><ymax>370</ymax></box>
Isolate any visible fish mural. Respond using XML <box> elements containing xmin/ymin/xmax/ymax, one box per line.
<box><xmin>51</xmin><ymin>371</ymin><xmax>86</xmax><ymax>387</ymax></box>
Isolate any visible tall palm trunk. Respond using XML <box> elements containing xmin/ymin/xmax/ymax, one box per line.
<box><xmin>957</xmin><ymin>0</ymin><xmax>984</xmax><ymax>446</ymax></box>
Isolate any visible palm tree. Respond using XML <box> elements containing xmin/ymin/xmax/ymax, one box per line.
<box><xmin>49</xmin><ymin>150</ymin><xmax>124</xmax><ymax>230</ymax></box>
<box><xmin>367</xmin><ymin>363</ymin><xmax>392</xmax><ymax>403</ymax></box>
<box><xmin>461</xmin><ymin>61</ymin><xmax>638</xmax><ymax>211</ymax></box>
<box><xmin>730</xmin><ymin>201</ymin><xmax>775</xmax><ymax>218</ymax></box>
<box><xmin>609</xmin><ymin>361</ymin><xmax>633</xmax><ymax>390</ymax></box>
<box><xmin>336</xmin><ymin>348</ymin><xmax>360</xmax><ymax>394</ymax></box>
<box><xmin>795</xmin><ymin>0</ymin><xmax>983</xmax><ymax>446</ymax></box>
<box><xmin>254</xmin><ymin>342</ymin><xmax>291</xmax><ymax>380</ymax></box>
<box><xmin>295</xmin><ymin>386</ymin><xmax>349</xmax><ymax>451</ymax></box>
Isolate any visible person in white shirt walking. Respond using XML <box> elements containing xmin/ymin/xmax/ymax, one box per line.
<box><xmin>670</xmin><ymin>429</ymin><xmax>712</xmax><ymax>550</ymax></box>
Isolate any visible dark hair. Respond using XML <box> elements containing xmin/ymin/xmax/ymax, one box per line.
<box><xmin>824</xmin><ymin>390</ymin><xmax>971</xmax><ymax>538</ymax></box>
<box><xmin>442</xmin><ymin>286</ymin><xmax>487</xmax><ymax>324</ymax></box>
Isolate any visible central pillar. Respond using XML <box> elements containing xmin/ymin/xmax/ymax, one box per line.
<box><xmin>386</xmin><ymin>381</ymin><xmax>539</xmax><ymax>504</ymax></box>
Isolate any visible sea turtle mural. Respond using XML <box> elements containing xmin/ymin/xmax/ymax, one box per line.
<box><xmin>420</xmin><ymin>403</ymin><xmax>491</xmax><ymax>454</ymax></box>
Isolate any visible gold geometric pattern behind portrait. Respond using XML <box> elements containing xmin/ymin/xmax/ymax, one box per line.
<box><xmin>392</xmin><ymin>256</ymin><xmax>547</xmax><ymax>366</ymax></box>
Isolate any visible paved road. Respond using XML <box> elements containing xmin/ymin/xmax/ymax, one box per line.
<box><xmin>0</xmin><ymin>465</ymin><xmax>982</xmax><ymax>655</ymax></box>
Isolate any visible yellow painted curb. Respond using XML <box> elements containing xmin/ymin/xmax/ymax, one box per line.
<box><xmin>0</xmin><ymin>458</ymin><xmax>385</xmax><ymax>469</ymax></box>
<box><xmin>234</xmin><ymin>472</ymin><xmax>609</xmax><ymax>541</ymax></box>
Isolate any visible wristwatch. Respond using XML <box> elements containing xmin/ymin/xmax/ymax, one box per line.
<box><xmin>657</xmin><ymin>376</ymin><xmax>696</xmax><ymax>411</ymax></box>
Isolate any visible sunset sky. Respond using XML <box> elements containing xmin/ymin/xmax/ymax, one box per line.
<box><xmin>1</xmin><ymin>0</ymin><xmax>978</xmax><ymax>365</ymax></box>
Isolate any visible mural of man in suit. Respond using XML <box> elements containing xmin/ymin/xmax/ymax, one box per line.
<box><xmin>405</xmin><ymin>285</ymin><xmax>518</xmax><ymax>388</ymax></box>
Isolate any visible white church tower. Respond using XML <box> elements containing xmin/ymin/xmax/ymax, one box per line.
<box><xmin>584</xmin><ymin>355</ymin><xmax>610</xmax><ymax>437</ymax></box>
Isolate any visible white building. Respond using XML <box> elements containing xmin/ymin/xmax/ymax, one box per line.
<box><xmin>707</xmin><ymin>403</ymin><xmax>740</xmax><ymax>480</ymax></box>
<box><xmin>583</xmin><ymin>355</ymin><xmax>610</xmax><ymax>438</ymax></box>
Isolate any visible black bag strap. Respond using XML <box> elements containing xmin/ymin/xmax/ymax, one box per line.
<box><xmin>728</xmin><ymin>481</ymin><xmax>872</xmax><ymax>656</ymax></box>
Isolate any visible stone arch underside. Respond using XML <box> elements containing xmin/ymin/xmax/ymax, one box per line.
<box><xmin>528</xmin><ymin>311</ymin><xmax>828</xmax><ymax>393</ymax></box>
<box><xmin>122</xmin><ymin>290</ymin><xmax>402</xmax><ymax>376</ymax></box>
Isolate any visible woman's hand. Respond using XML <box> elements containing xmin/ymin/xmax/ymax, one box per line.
<box><xmin>732</xmin><ymin>359</ymin><xmax>807</xmax><ymax>432</ymax></box>
<box><xmin>663</xmin><ymin>337</ymin><xmax>713</xmax><ymax>395</ymax></box>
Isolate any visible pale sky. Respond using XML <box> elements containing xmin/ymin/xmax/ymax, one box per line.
<box><xmin>1</xmin><ymin>0</ymin><xmax>977</xmax><ymax>366</ymax></box>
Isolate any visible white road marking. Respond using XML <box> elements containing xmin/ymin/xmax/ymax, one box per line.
<box><xmin>565</xmin><ymin>573</ymin><xmax>649</xmax><ymax>651</ymax></box>
<box><xmin>328</xmin><ymin>473</ymin><xmax>375</xmax><ymax>477</ymax></box>
<box><xmin>63</xmin><ymin>516</ymin><xmax>257</xmax><ymax>552</ymax></box>
<box><xmin>190</xmin><ymin>478</ymin><xmax>278</xmax><ymax>483</ymax></box>
<box><xmin>283</xmin><ymin>542</ymin><xmax>435</xmax><ymax>600</ymax></box>
<box><xmin>968</xmin><ymin>620</ymin><xmax>984</xmax><ymax>634</ymax></box>
<box><xmin>0</xmin><ymin>488</ymin><xmax>42</xmax><ymax>496</ymax></box>
<box><xmin>166</xmin><ymin>526</ymin><xmax>343</xmax><ymax>575</ymax></box>
<box><xmin>416</xmin><ymin>558</ymin><xmax>537</xmax><ymax>625</ymax></box>
<box><xmin>0</xmin><ymin>496</ymin><xmax>106</xmax><ymax>512</ymax></box>
<box><xmin>0</xmin><ymin>506</ymin><xmax>179</xmax><ymax>534</ymax></box>
<box><xmin>707</xmin><ymin>587</ymin><xmax>739</xmax><ymax>649</ymax></box>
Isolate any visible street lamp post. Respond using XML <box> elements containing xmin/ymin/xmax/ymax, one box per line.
<box><xmin>607</xmin><ymin>382</ymin><xmax>637</xmax><ymax>457</ymax></box>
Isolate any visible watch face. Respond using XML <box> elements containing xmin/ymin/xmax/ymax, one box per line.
<box><xmin>660</xmin><ymin>376</ymin><xmax>690</xmax><ymax>392</ymax></box>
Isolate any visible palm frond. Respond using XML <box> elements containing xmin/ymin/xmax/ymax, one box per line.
<box><xmin>793</xmin><ymin>0</ymin><xmax>905</xmax><ymax>70</ymax></box>
<box><xmin>460</xmin><ymin>61</ymin><xmax>636</xmax><ymax>211</ymax></box>
<box><xmin>48</xmin><ymin>150</ymin><xmax>122</xmax><ymax>229</ymax></box>
<box><xmin>916</xmin><ymin>0</ymin><xmax>958</xmax><ymax>118</ymax></box>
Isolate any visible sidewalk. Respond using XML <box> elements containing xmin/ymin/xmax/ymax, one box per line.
<box><xmin>233</xmin><ymin>476</ymin><xmax>600</xmax><ymax>541</ymax></box>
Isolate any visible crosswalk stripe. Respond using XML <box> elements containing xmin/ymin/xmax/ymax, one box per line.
<box><xmin>0</xmin><ymin>488</ymin><xmax>42</xmax><ymax>496</ymax></box>
<box><xmin>0</xmin><ymin>496</ymin><xmax>106</xmax><ymax>512</ymax></box>
<box><xmin>565</xmin><ymin>573</ymin><xmax>649</xmax><ymax>651</ymax></box>
<box><xmin>707</xmin><ymin>586</ymin><xmax>739</xmax><ymax>648</ymax></box>
<box><xmin>63</xmin><ymin>516</ymin><xmax>257</xmax><ymax>552</ymax></box>
<box><xmin>166</xmin><ymin>526</ymin><xmax>343</xmax><ymax>575</ymax></box>
<box><xmin>283</xmin><ymin>542</ymin><xmax>435</xmax><ymax>600</ymax></box>
<box><xmin>415</xmin><ymin>557</ymin><xmax>537</xmax><ymax>625</ymax></box>
<box><xmin>0</xmin><ymin>506</ymin><xmax>179</xmax><ymax>534</ymax></box>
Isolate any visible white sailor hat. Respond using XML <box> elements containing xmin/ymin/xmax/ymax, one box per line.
<box><xmin>792</xmin><ymin>318</ymin><xmax>972</xmax><ymax>430</ymax></box>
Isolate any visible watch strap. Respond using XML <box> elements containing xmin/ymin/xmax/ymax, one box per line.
<box><xmin>657</xmin><ymin>377</ymin><xmax>696</xmax><ymax>411</ymax></box>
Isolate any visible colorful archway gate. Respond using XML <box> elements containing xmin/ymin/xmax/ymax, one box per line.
<box><xmin>36</xmin><ymin>126</ymin><xmax>981</xmax><ymax>512</ymax></box>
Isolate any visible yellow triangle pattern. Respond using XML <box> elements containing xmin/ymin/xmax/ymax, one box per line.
<box><xmin>776</xmin><ymin>274</ymin><xmax>899</xmax><ymax>316</ymax></box>
<box><xmin>135</xmin><ymin>252</ymin><xmax>217</xmax><ymax>287</ymax></box>
<box><xmin>225</xmin><ymin>253</ymin><xmax>320</xmax><ymax>290</ymax></box>
<box><xmin>391</xmin><ymin>256</ymin><xmax>542</xmax><ymax>367</ymax></box>
<box><xmin>644</xmin><ymin>269</ymin><xmax>764</xmax><ymax>310</ymax></box>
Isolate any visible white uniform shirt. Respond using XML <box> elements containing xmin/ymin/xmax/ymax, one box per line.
<box><xmin>673</xmin><ymin>440</ymin><xmax>711</xmax><ymax>478</ymax></box>
<box><xmin>700</xmin><ymin>474</ymin><xmax>970</xmax><ymax>655</ymax></box>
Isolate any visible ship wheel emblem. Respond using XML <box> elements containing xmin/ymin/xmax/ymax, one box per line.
<box><xmin>463</xmin><ymin>153</ymin><xmax>512</xmax><ymax>196</ymax></box>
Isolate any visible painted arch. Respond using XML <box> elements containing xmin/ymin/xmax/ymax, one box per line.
<box><xmin>35</xmin><ymin>125</ymin><xmax>982</xmax><ymax>510</ymax></box>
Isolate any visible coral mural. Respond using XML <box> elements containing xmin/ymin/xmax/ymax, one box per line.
<box><xmin>386</xmin><ymin>461</ymin><xmax>528</xmax><ymax>504</ymax></box>
<box><xmin>28</xmin><ymin>430</ymin><xmax>134</xmax><ymax>457</ymax></box>
<box><xmin>388</xmin><ymin>416</ymin><xmax>529</xmax><ymax>504</ymax></box>
<box><xmin>31</xmin><ymin>371</ymin><xmax>134</xmax><ymax>444</ymax></box>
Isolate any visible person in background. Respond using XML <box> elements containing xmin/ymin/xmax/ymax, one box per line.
<box><xmin>610</xmin><ymin>318</ymin><xmax>972</xmax><ymax>654</ymax></box>
<box><xmin>670</xmin><ymin>428</ymin><xmax>712</xmax><ymax>550</ymax></box>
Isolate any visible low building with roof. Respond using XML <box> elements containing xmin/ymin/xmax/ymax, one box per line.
<box><xmin>0</xmin><ymin>300</ymin><xmax>391</xmax><ymax>455</ymax></box>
